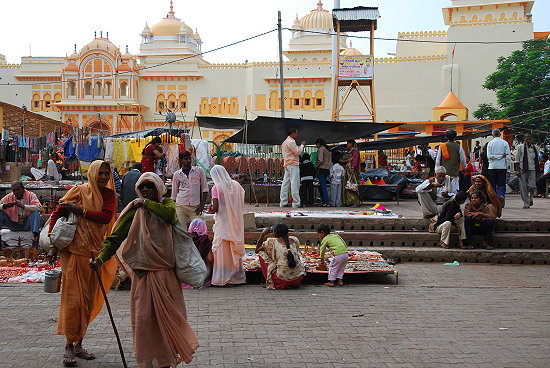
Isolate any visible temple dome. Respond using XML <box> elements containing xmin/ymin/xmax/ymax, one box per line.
<box><xmin>150</xmin><ymin>1</ymin><xmax>193</xmax><ymax>37</ymax></box>
<box><xmin>80</xmin><ymin>37</ymin><xmax>119</xmax><ymax>55</ymax></box>
<box><xmin>300</xmin><ymin>1</ymin><xmax>332</xmax><ymax>30</ymax></box>
<box><xmin>340</xmin><ymin>41</ymin><xmax>363</xmax><ymax>56</ymax></box>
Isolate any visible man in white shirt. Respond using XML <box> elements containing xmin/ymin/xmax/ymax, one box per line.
<box><xmin>171</xmin><ymin>151</ymin><xmax>209</xmax><ymax>226</ymax></box>
<box><xmin>536</xmin><ymin>153</ymin><xmax>550</xmax><ymax>196</ymax></box>
<box><xmin>416</xmin><ymin>166</ymin><xmax>454</xmax><ymax>218</ymax></box>
<box><xmin>486</xmin><ymin>129</ymin><xmax>510</xmax><ymax>204</ymax></box>
<box><xmin>280</xmin><ymin>128</ymin><xmax>305</xmax><ymax>208</ymax></box>
<box><xmin>515</xmin><ymin>134</ymin><xmax>540</xmax><ymax>208</ymax></box>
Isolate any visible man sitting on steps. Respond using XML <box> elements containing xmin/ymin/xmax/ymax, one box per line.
<box><xmin>0</xmin><ymin>181</ymin><xmax>43</xmax><ymax>247</ymax></box>
<box><xmin>416</xmin><ymin>166</ymin><xmax>454</xmax><ymax>219</ymax></box>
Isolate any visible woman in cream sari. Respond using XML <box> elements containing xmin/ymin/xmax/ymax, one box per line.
<box><xmin>91</xmin><ymin>172</ymin><xmax>199</xmax><ymax>367</ymax></box>
<box><xmin>47</xmin><ymin>160</ymin><xmax>118</xmax><ymax>366</ymax></box>
<box><xmin>210</xmin><ymin>165</ymin><xmax>246</xmax><ymax>286</ymax></box>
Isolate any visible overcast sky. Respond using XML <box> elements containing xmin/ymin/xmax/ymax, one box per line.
<box><xmin>1</xmin><ymin>0</ymin><xmax>548</xmax><ymax>64</ymax></box>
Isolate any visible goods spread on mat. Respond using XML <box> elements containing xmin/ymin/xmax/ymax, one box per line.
<box><xmin>254</xmin><ymin>209</ymin><xmax>398</xmax><ymax>219</ymax></box>
<box><xmin>243</xmin><ymin>248</ymin><xmax>395</xmax><ymax>274</ymax></box>
<box><xmin>0</xmin><ymin>250</ymin><xmax>59</xmax><ymax>283</ymax></box>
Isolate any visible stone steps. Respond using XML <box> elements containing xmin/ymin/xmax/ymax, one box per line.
<box><xmin>371</xmin><ymin>247</ymin><xmax>550</xmax><ymax>265</ymax></box>
<box><xmin>254</xmin><ymin>217</ymin><xmax>550</xmax><ymax>233</ymax></box>
<box><xmin>244</xmin><ymin>231</ymin><xmax>550</xmax><ymax>249</ymax></box>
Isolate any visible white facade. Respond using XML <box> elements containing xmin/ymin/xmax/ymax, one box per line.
<box><xmin>0</xmin><ymin>0</ymin><xmax>538</xmax><ymax>141</ymax></box>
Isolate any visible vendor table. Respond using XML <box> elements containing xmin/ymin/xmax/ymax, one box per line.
<box><xmin>358</xmin><ymin>184</ymin><xmax>400</xmax><ymax>205</ymax></box>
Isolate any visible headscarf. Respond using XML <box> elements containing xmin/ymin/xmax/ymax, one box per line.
<box><xmin>117</xmin><ymin>172</ymin><xmax>175</xmax><ymax>272</ymax></box>
<box><xmin>210</xmin><ymin>165</ymin><xmax>245</xmax><ymax>265</ymax></box>
<box><xmin>188</xmin><ymin>219</ymin><xmax>212</xmax><ymax>262</ymax></box>
<box><xmin>59</xmin><ymin>160</ymin><xmax>117</xmax><ymax>256</ymax></box>
<box><xmin>467</xmin><ymin>174</ymin><xmax>502</xmax><ymax>218</ymax></box>
<box><xmin>188</xmin><ymin>218</ymin><xmax>208</xmax><ymax>236</ymax></box>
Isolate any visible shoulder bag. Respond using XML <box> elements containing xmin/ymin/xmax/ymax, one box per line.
<box><xmin>172</xmin><ymin>222</ymin><xmax>207</xmax><ymax>287</ymax></box>
<box><xmin>49</xmin><ymin>212</ymin><xmax>78</xmax><ymax>249</ymax></box>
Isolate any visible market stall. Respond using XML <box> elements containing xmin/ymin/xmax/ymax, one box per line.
<box><xmin>242</xmin><ymin>247</ymin><xmax>398</xmax><ymax>284</ymax></box>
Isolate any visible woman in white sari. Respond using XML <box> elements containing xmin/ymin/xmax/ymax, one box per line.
<box><xmin>210</xmin><ymin>165</ymin><xmax>246</xmax><ymax>286</ymax></box>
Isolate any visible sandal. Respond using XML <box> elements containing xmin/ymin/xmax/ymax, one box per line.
<box><xmin>75</xmin><ymin>349</ymin><xmax>95</xmax><ymax>360</ymax></box>
<box><xmin>62</xmin><ymin>354</ymin><xmax>77</xmax><ymax>367</ymax></box>
<box><xmin>439</xmin><ymin>242</ymin><xmax>450</xmax><ymax>249</ymax></box>
<box><xmin>324</xmin><ymin>282</ymin><xmax>335</xmax><ymax>287</ymax></box>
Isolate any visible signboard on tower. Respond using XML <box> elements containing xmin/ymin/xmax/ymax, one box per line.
<box><xmin>338</xmin><ymin>55</ymin><xmax>374</xmax><ymax>80</ymax></box>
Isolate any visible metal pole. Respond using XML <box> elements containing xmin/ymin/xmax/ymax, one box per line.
<box><xmin>331</xmin><ymin>0</ymin><xmax>340</xmax><ymax>114</ymax></box>
<box><xmin>278</xmin><ymin>11</ymin><xmax>285</xmax><ymax>118</ymax></box>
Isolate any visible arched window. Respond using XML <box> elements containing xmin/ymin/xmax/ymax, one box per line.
<box><xmin>32</xmin><ymin>93</ymin><xmax>41</xmax><ymax>111</ymax></box>
<box><xmin>68</xmin><ymin>81</ymin><xmax>76</xmax><ymax>97</ymax></box>
<box><xmin>43</xmin><ymin>93</ymin><xmax>52</xmax><ymax>111</ymax></box>
<box><xmin>84</xmin><ymin>81</ymin><xmax>92</xmax><ymax>96</ymax></box>
<box><xmin>105</xmin><ymin>81</ymin><xmax>112</xmax><ymax>96</ymax></box>
<box><xmin>94</xmin><ymin>81</ymin><xmax>102</xmax><ymax>96</ymax></box>
<box><xmin>156</xmin><ymin>94</ymin><xmax>166</xmax><ymax>112</ymax></box>
<box><xmin>292</xmin><ymin>90</ymin><xmax>301</xmax><ymax>109</ymax></box>
<box><xmin>230</xmin><ymin>98</ymin><xmax>238</xmax><ymax>115</ymax></box>
<box><xmin>283</xmin><ymin>91</ymin><xmax>290</xmax><ymax>110</ymax></box>
<box><xmin>315</xmin><ymin>90</ymin><xmax>324</xmax><ymax>110</ymax></box>
<box><xmin>210</xmin><ymin>98</ymin><xmax>219</xmax><ymax>115</ymax></box>
<box><xmin>179</xmin><ymin>93</ymin><xmax>188</xmax><ymax>111</ymax></box>
<box><xmin>200</xmin><ymin>98</ymin><xmax>209</xmax><ymax>115</ymax></box>
<box><xmin>269</xmin><ymin>91</ymin><xmax>279</xmax><ymax>110</ymax></box>
<box><xmin>167</xmin><ymin>94</ymin><xmax>177</xmax><ymax>110</ymax></box>
<box><xmin>303</xmin><ymin>90</ymin><xmax>313</xmax><ymax>110</ymax></box>
<box><xmin>120</xmin><ymin>81</ymin><xmax>128</xmax><ymax>97</ymax></box>
<box><xmin>220</xmin><ymin>98</ymin><xmax>229</xmax><ymax>115</ymax></box>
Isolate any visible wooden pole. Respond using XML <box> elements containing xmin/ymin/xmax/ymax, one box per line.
<box><xmin>90</xmin><ymin>251</ymin><xmax>128</xmax><ymax>368</ymax></box>
<box><xmin>331</xmin><ymin>20</ymin><xmax>341</xmax><ymax>121</ymax></box>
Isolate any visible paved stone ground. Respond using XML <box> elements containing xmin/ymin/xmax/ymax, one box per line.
<box><xmin>244</xmin><ymin>193</ymin><xmax>550</xmax><ymax>220</ymax></box>
<box><xmin>1</xmin><ymin>263</ymin><xmax>549</xmax><ymax>368</ymax></box>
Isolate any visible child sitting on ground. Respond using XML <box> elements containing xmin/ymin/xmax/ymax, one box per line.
<box><xmin>317</xmin><ymin>224</ymin><xmax>349</xmax><ymax>287</ymax></box>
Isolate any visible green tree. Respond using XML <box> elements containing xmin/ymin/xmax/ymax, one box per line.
<box><xmin>474</xmin><ymin>39</ymin><xmax>550</xmax><ymax>144</ymax></box>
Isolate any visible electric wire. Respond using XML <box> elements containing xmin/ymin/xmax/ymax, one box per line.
<box><xmin>0</xmin><ymin>28</ymin><xmax>278</xmax><ymax>87</ymax></box>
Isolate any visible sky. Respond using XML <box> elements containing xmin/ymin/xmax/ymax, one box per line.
<box><xmin>0</xmin><ymin>0</ymin><xmax>549</xmax><ymax>64</ymax></box>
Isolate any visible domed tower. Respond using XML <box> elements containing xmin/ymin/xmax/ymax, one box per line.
<box><xmin>285</xmin><ymin>1</ymin><xmax>347</xmax><ymax>61</ymax></box>
<box><xmin>139</xmin><ymin>0</ymin><xmax>202</xmax><ymax>56</ymax></box>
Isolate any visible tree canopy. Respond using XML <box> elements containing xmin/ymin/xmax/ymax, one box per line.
<box><xmin>473</xmin><ymin>39</ymin><xmax>550</xmax><ymax>145</ymax></box>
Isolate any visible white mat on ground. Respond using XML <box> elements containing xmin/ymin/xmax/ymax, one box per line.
<box><xmin>0</xmin><ymin>230</ymin><xmax>34</xmax><ymax>247</ymax></box>
<box><xmin>254</xmin><ymin>210</ymin><xmax>398</xmax><ymax>219</ymax></box>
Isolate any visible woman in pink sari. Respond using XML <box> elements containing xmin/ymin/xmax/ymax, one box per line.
<box><xmin>210</xmin><ymin>165</ymin><xmax>246</xmax><ymax>286</ymax></box>
<box><xmin>90</xmin><ymin>172</ymin><xmax>198</xmax><ymax>367</ymax></box>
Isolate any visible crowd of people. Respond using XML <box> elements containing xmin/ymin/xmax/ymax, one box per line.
<box><xmin>417</xmin><ymin>128</ymin><xmax>549</xmax><ymax>249</ymax></box>
<box><xmin>280</xmin><ymin>128</ymin><xmax>362</xmax><ymax>208</ymax></box>
<box><xmin>1</xmin><ymin>129</ymin><xmax>548</xmax><ymax>366</ymax></box>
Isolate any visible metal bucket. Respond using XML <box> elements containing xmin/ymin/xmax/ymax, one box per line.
<box><xmin>44</xmin><ymin>270</ymin><xmax>62</xmax><ymax>293</ymax></box>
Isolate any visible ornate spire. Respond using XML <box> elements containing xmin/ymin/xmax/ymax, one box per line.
<box><xmin>317</xmin><ymin>1</ymin><xmax>323</xmax><ymax>10</ymax></box>
<box><xmin>167</xmin><ymin>0</ymin><xmax>176</xmax><ymax>19</ymax></box>
<box><xmin>74</xmin><ymin>44</ymin><xmax>77</xmax><ymax>52</ymax></box>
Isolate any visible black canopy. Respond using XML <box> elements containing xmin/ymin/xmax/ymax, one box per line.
<box><xmin>196</xmin><ymin>116</ymin><xmax>251</xmax><ymax>130</ymax></box>
<box><xmin>354</xmin><ymin>128</ymin><xmax>500</xmax><ymax>151</ymax></box>
<box><xmin>222</xmin><ymin>116</ymin><xmax>401</xmax><ymax>145</ymax></box>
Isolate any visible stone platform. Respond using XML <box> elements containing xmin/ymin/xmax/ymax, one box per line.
<box><xmin>244</xmin><ymin>194</ymin><xmax>550</xmax><ymax>265</ymax></box>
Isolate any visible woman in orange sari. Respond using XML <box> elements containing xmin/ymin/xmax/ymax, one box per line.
<box><xmin>91</xmin><ymin>172</ymin><xmax>199</xmax><ymax>367</ymax></box>
<box><xmin>467</xmin><ymin>174</ymin><xmax>502</xmax><ymax>218</ymax></box>
<box><xmin>47</xmin><ymin>160</ymin><xmax>118</xmax><ymax>366</ymax></box>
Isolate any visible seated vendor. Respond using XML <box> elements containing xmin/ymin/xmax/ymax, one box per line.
<box><xmin>255</xmin><ymin>224</ymin><xmax>306</xmax><ymax>290</ymax></box>
<box><xmin>0</xmin><ymin>181</ymin><xmax>43</xmax><ymax>246</ymax></box>
<box><xmin>464</xmin><ymin>190</ymin><xmax>495</xmax><ymax>250</ymax></box>
<box><xmin>416</xmin><ymin>166</ymin><xmax>454</xmax><ymax>218</ymax></box>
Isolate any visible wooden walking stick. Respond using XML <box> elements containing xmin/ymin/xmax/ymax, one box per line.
<box><xmin>90</xmin><ymin>251</ymin><xmax>128</xmax><ymax>368</ymax></box>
